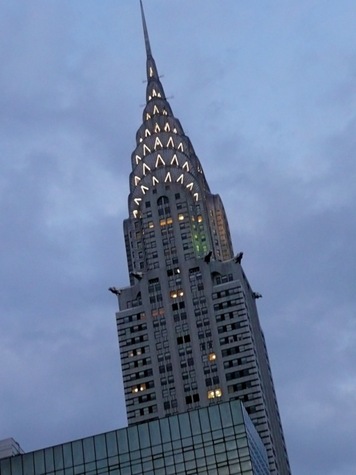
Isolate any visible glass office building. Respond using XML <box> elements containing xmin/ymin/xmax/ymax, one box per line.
<box><xmin>0</xmin><ymin>400</ymin><xmax>269</xmax><ymax>475</ymax></box>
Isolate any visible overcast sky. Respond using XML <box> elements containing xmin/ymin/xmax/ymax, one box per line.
<box><xmin>1</xmin><ymin>1</ymin><xmax>355</xmax><ymax>474</ymax></box>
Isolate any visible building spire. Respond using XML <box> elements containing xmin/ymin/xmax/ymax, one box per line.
<box><xmin>139</xmin><ymin>1</ymin><xmax>167</xmax><ymax>106</ymax></box>
<box><xmin>140</xmin><ymin>0</ymin><xmax>152</xmax><ymax>58</ymax></box>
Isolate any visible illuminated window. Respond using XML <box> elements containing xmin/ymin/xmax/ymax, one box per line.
<box><xmin>143</xmin><ymin>163</ymin><xmax>151</xmax><ymax>175</ymax></box>
<box><xmin>164</xmin><ymin>172</ymin><xmax>172</xmax><ymax>183</ymax></box>
<box><xmin>145</xmin><ymin>129</ymin><xmax>151</xmax><ymax>137</ymax></box>
<box><xmin>178</xmin><ymin>142</ymin><xmax>184</xmax><ymax>152</ymax></box>
<box><xmin>186</xmin><ymin>182</ymin><xmax>194</xmax><ymax>191</ymax></box>
<box><xmin>154</xmin><ymin>124</ymin><xmax>161</xmax><ymax>133</ymax></box>
<box><xmin>149</xmin><ymin>67</ymin><xmax>153</xmax><ymax>77</ymax></box>
<box><xmin>135</xmin><ymin>155</ymin><xmax>142</xmax><ymax>164</ymax></box>
<box><xmin>178</xmin><ymin>290</ymin><xmax>184</xmax><ymax>297</ymax></box>
<box><xmin>166</xmin><ymin>217</ymin><xmax>173</xmax><ymax>225</ymax></box>
<box><xmin>134</xmin><ymin>198</ymin><xmax>142</xmax><ymax>206</ymax></box>
<box><xmin>140</xmin><ymin>384</ymin><xmax>147</xmax><ymax>391</ymax></box>
<box><xmin>197</xmin><ymin>215</ymin><xmax>203</xmax><ymax>223</ymax></box>
<box><xmin>178</xmin><ymin>214</ymin><xmax>185</xmax><ymax>221</ymax></box>
<box><xmin>141</xmin><ymin>185</ymin><xmax>149</xmax><ymax>194</ymax></box>
<box><xmin>194</xmin><ymin>193</ymin><xmax>199</xmax><ymax>202</ymax></box>
<box><xmin>152</xmin><ymin>176</ymin><xmax>159</xmax><ymax>185</ymax></box>
<box><xmin>170</xmin><ymin>290</ymin><xmax>178</xmax><ymax>299</ymax></box>
<box><xmin>133</xmin><ymin>210</ymin><xmax>139</xmax><ymax>218</ymax></box>
<box><xmin>173</xmin><ymin>128</ymin><xmax>177</xmax><ymax>133</ymax></box>
<box><xmin>148</xmin><ymin>222</ymin><xmax>154</xmax><ymax>229</ymax></box>
<box><xmin>146</xmin><ymin>113</ymin><xmax>151</xmax><ymax>120</ymax></box>
<box><xmin>177</xmin><ymin>174</ymin><xmax>184</xmax><ymax>184</ymax></box>
<box><xmin>155</xmin><ymin>154</ymin><xmax>165</xmax><ymax>167</ymax></box>
<box><xmin>167</xmin><ymin>137</ymin><xmax>174</xmax><ymax>148</ymax></box>
<box><xmin>163</xmin><ymin>109</ymin><xmax>168</xmax><ymax>116</ymax></box>
<box><xmin>134</xmin><ymin>176</ymin><xmax>141</xmax><ymax>186</ymax></box>
<box><xmin>143</xmin><ymin>144</ymin><xmax>151</xmax><ymax>156</ymax></box>
<box><xmin>152</xmin><ymin>89</ymin><xmax>157</xmax><ymax>97</ymax></box>
<box><xmin>153</xmin><ymin>105</ymin><xmax>159</xmax><ymax>115</ymax></box>
<box><xmin>183</xmin><ymin>161</ymin><xmax>189</xmax><ymax>172</ymax></box>
<box><xmin>132</xmin><ymin>386</ymin><xmax>139</xmax><ymax>394</ymax></box>
<box><xmin>171</xmin><ymin>154</ymin><xmax>179</xmax><ymax>166</ymax></box>
<box><xmin>154</xmin><ymin>137</ymin><xmax>163</xmax><ymax>149</ymax></box>
<box><xmin>208</xmin><ymin>353</ymin><xmax>216</xmax><ymax>362</ymax></box>
<box><xmin>160</xmin><ymin>219</ymin><xmax>166</xmax><ymax>227</ymax></box>
<box><xmin>164</xmin><ymin>123</ymin><xmax>171</xmax><ymax>132</ymax></box>
<box><xmin>207</xmin><ymin>388</ymin><xmax>222</xmax><ymax>399</ymax></box>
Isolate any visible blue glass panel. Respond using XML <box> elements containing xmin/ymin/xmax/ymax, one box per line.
<box><xmin>33</xmin><ymin>450</ymin><xmax>45</xmax><ymax>473</ymax></box>
<box><xmin>44</xmin><ymin>447</ymin><xmax>54</xmax><ymax>472</ymax></box>
<box><xmin>159</xmin><ymin>418</ymin><xmax>170</xmax><ymax>443</ymax></box>
<box><xmin>178</xmin><ymin>412</ymin><xmax>191</xmax><ymax>438</ymax></box>
<box><xmin>22</xmin><ymin>453</ymin><xmax>34</xmax><ymax>475</ymax></box>
<box><xmin>127</xmin><ymin>425</ymin><xmax>139</xmax><ymax>451</ymax></box>
<box><xmin>208</xmin><ymin>405</ymin><xmax>222</xmax><ymax>430</ymax></box>
<box><xmin>62</xmin><ymin>443</ymin><xmax>73</xmax><ymax>469</ymax></box>
<box><xmin>94</xmin><ymin>434</ymin><xmax>107</xmax><ymax>460</ymax></box>
<box><xmin>168</xmin><ymin>415</ymin><xmax>180</xmax><ymax>441</ymax></box>
<box><xmin>83</xmin><ymin>437</ymin><xmax>95</xmax><ymax>463</ymax></box>
<box><xmin>53</xmin><ymin>445</ymin><xmax>64</xmax><ymax>470</ymax></box>
<box><xmin>71</xmin><ymin>440</ymin><xmax>83</xmax><ymax>465</ymax></box>
<box><xmin>231</xmin><ymin>400</ymin><xmax>244</xmax><ymax>426</ymax></box>
<box><xmin>198</xmin><ymin>407</ymin><xmax>210</xmax><ymax>433</ymax></box>
<box><xmin>117</xmin><ymin>428</ymin><xmax>129</xmax><ymax>454</ymax></box>
<box><xmin>219</xmin><ymin>401</ymin><xmax>233</xmax><ymax>428</ymax></box>
<box><xmin>149</xmin><ymin>420</ymin><xmax>161</xmax><ymax>446</ymax></box>
<box><xmin>138</xmin><ymin>423</ymin><xmax>150</xmax><ymax>448</ymax></box>
<box><xmin>106</xmin><ymin>431</ymin><xmax>119</xmax><ymax>456</ymax></box>
<box><xmin>11</xmin><ymin>457</ymin><xmax>22</xmax><ymax>475</ymax></box>
<box><xmin>188</xmin><ymin>410</ymin><xmax>201</xmax><ymax>436</ymax></box>
<box><xmin>0</xmin><ymin>458</ymin><xmax>11</xmax><ymax>475</ymax></box>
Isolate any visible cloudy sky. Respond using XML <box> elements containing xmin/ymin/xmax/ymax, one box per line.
<box><xmin>1</xmin><ymin>1</ymin><xmax>355</xmax><ymax>474</ymax></box>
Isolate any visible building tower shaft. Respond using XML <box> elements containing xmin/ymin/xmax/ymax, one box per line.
<box><xmin>116</xmin><ymin>4</ymin><xmax>291</xmax><ymax>474</ymax></box>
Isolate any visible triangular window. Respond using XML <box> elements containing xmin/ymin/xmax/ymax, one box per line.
<box><xmin>143</xmin><ymin>163</ymin><xmax>151</xmax><ymax>176</ymax></box>
<box><xmin>143</xmin><ymin>144</ymin><xmax>151</xmax><ymax>156</ymax></box>
<box><xmin>178</xmin><ymin>142</ymin><xmax>184</xmax><ymax>152</ymax></box>
<box><xmin>154</xmin><ymin>124</ymin><xmax>161</xmax><ymax>133</ymax></box>
<box><xmin>167</xmin><ymin>137</ymin><xmax>174</xmax><ymax>148</ymax></box>
<box><xmin>141</xmin><ymin>185</ymin><xmax>149</xmax><ymax>194</ymax></box>
<box><xmin>194</xmin><ymin>193</ymin><xmax>199</xmax><ymax>202</ymax></box>
<box><xmin>177</xmin><ymin>174</ymin><xmax>184</xmax><ymax>184</ymax></box>
<box><xmin>186</xmin><ymin>182</ymin><xmax>194</xmax><ymax>191</ymax></box>
<box><xmin>153</xmin><ymin>105</ymin><xmax>160</xmax><ymax>115</ymax></box>
<box><xmin>134</xmin><ymin>198</ymin><xmax>142</xmax><ymax>206</ymax></box>
<box><xmin>183</xmin><ymin>161</ymin><xmax>189</xmax><ymax>172</ymax></box>
<box><xmin>134</xmin><ymin>176</ymin><xmax>141</xmax><ymax>185</ymax></box>
<box><xmin>154</xmin><ymin>137</ymin><xmax>163</xmax><ymax>150</ymax></box>
<box><xmin>135</xmin><ymin>155</ymin><xmax>142</xmax><ymax>165</ymax></box>
<box><xmin>155</xmin><ymin>154</ymin><xmax>165</xmax><ymax>167</ymax></box>
<box><xmin>152</xmin><ymin>176</ymin><xmax>159</xmax><ymax>185</ymax></box>
<box><xmin>164</xmin><ymin>123</ymin><xmax>171</xmax><ymax>132</ymax></box>
<box><xmin>164</xmin><ymin>172</ymin><xmax>172</xmax><ymax>183</ymax></box>
<box><xmin>171</xmin><ymin>155</ymin><xmax>179</xmax><ymax>166</ymax></box>
<box><xmin>145</xmin><ymin>129</ymin><xmax>151</xmax><ymax>137</ymax></box>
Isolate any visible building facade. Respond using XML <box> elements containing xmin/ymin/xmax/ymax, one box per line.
<box><xmin>0</xmin><ymin>439</ymin><xmax>24</xmax><ymax>461</ymax></box>
<box><xmin>0</xmin><ymin>401</ymin><xmax>269</xmax><ymax>475</ymax></box>
<box><xmin>115</xmin><ymin>3</ymin><xmax>291</xmax><ymax>475</ymax></box>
